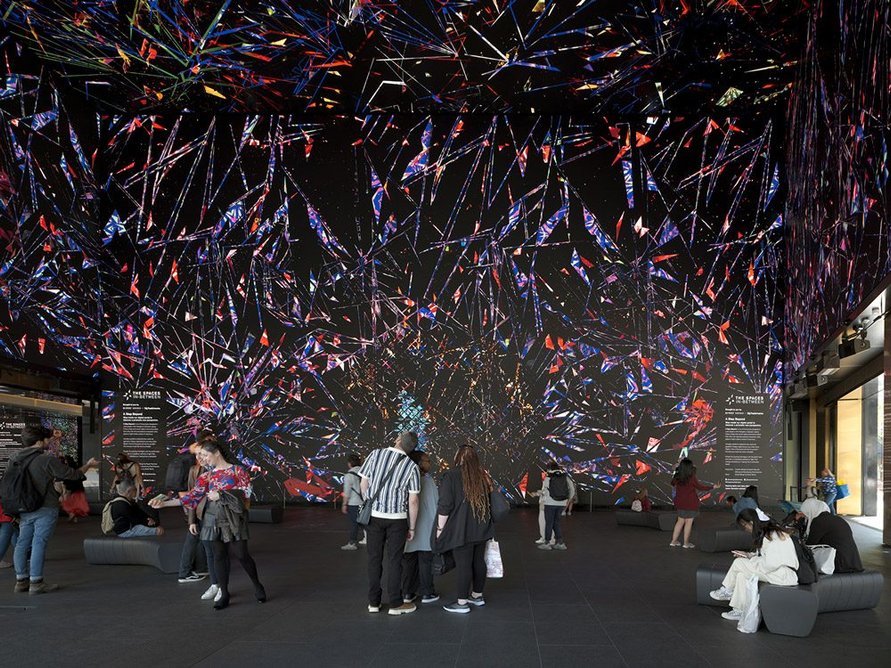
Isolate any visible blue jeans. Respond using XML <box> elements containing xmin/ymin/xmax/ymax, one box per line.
<box><xmin>0</xmin><ymin>521</ymin><xmax>18</xmax><ymax>560</ymax></box>
<box><xmin>823</xmin><ymin>490</ymin><xmax>837</xmax><ymax>514</ymax></box>
<box><xmin>544</xmin><ymin>505</ymin><xmax>564</xmax><ymax>542</ymax></box>
<box><xmin>14</xmin><ymin>506</ymin><xmax>59</xmax><ymax>580</ymax></box>
<box><xmin>118</xmin><ymin>525</ymin><xmax>161</xmax><ymax>538</ymax></box>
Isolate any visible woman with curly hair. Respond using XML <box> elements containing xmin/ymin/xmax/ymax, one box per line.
<box><xmin>434</xmin><ymin>444</ymin><xmax>494</xmax><ymax>614</ymax></box>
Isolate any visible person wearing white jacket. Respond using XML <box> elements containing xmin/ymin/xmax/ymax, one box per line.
<box><xmin>709</xmin><ymin>507</ymin><xmax>799</xmax><ymax>621</ymax></box>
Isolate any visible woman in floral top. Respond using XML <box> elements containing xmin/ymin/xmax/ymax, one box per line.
<box><xmin>151</xmin><ymin>436</ymin><xmax>266</xmax><ymax>609</ymax></box>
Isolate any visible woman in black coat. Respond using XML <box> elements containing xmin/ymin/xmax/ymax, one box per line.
<box><xmin>435</xmin><ymin>445</ymin><xmax>494</xmax><ymax>614</ymax></box>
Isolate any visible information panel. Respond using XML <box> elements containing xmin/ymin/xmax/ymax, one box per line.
<box><xmin>117</xmin><ymin>389</ymin><xmax>168</xmax><ymax>492</ymax></box>
<box><xmin>720</xmin><ymin>393</ymin><xmax>770</xmax><ymax>491</ymax></box>
<box><xmin>0</xmin><ymin>405</ymin><xmax>80</xmax><ymax>472</ymax></box>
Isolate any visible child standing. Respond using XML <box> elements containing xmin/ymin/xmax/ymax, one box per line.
<box><xmin>537</xmin><ymin>461</ymin><xmax>575</xmax><ymax>551</ymax></box>
<box><xmin>402</xmin><ymin>450</ymin><xmax>439</xmax><ymax>603</ymax></box>
<box><xmin>341</xmin><ymin>454</ymin><xmax>364</xmax><ymax>550</ymax></box>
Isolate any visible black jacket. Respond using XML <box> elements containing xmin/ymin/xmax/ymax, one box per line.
<box><xmin>434</xmin><ymin>468</ymin><xmax>494</xmax><ymax>552</ymax></box>
<box><xmin>807</xmin><ymin>512</ymin><xmax>864</xmax><ymax>573</ymax></box>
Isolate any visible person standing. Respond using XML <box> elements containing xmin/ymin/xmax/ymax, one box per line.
<box><xmin>808</xmin><ymin>469</ymin><xmax>838</xmax><ymax>514</ymax></box>
<box><xmin>435</xmin><ymin>444</ymin><xmax>495</xmax><ymax>614</ymax></box>
<box><xmin>341</xmin><ymin>454</ymin><xmax>364</xmax><ymax>550</ymax></box>
<box><xmin>59</xmin><ymin>454</ymin><xmax>90</xmax><ymax>522</ymax></box>
<box><xmin>0</xmin><ymin>500</ymin><xmax>16</xmax><ymax>569</ymax></box>
<box><xmin>669</xmin><ymin>458</ymin><xmax>715</xmax><ymax>549</ymax></box>
<box><xmin>151</xmin><ymin>436</ymin><xmax>265</xmax><ymax>610</ymax></box>
<box><xmin>110</xmin><ymin>452</ymin><xmax>144</xmax><ymax>498</ymax></box>
<box><xmin>358</xmin><ymin>431</ymin><xmax>420</xmax><ymax>615</ymax></box>
<box><xmin>401</xmin><ymin>450</ymin><xmax>439</xmax><ymax>604</ymax></box>
<box><xmin>10</xmin><ymin>425</ymin><xmax>99</xmax><ymax>593</ymax></box>
<box><xmin>538</xmin><ymin>460</ymin><xmax>575</xmax><ymax>551</ymax></box>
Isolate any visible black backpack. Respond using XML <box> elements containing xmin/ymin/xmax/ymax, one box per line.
<box><xmin>163</xmin><ymin>452</ymin><xmax>196</xmax><ymax>493</ymax></box>
<box><xmin>0</xmin><ymin>450</ymin><xmax>46</xmax><ymax>516</ymax></box>
<box><xmin>548</xmin><ymin>472</ymin><xmax>569</xmax><ymax>501</ymax></box>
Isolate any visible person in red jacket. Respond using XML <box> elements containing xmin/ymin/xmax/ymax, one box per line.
<box><xmin>669</xmin><ymin>458</ymin><xmax>716</xmax><ymax>549</ymax></box>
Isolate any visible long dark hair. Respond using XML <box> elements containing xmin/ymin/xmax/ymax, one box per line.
<box><xmin>456</xmin><ymin>445</ymin><xmax>491</xmax><ymax>522</ymax></box>
<box><xmin>199</xmin><ymin>435</ymin><xmax>235</xmax><ymax>465</ymax></box>
<box><xmin>673</xmin><ymin>458</ymin><xmax>695</xmax><ymax>485</ymax></box>
<box><xmin>742</xmin><ymin>485</ymin><xmax>759</xmax><ymax>505</ymax></box>
<box><xmin>736</xmin><ymin>508</ymin><xmax>788</xmax><ymax>549</ymax></box>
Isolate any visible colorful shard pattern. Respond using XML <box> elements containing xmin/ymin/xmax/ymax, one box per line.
<box><xmin>93</xmin><ymin>113</ymin><xmax>784</xmax><ymax>502</ymax></box>
<box><xmin>2</xmin><ymin>1</ymin><xmax>805</xmax><ymax>115</ymax></box>
<box><xmin>785</xmin><ymin>0</ymin><xmax>890</xmax><ymax>371</ymax></box>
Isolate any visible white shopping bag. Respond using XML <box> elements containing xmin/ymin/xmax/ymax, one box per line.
<box><xmin>737</xmin><ymin>575</ymin><xmax>761</xmax><ymax>634</ymax></box>
<box><xmin>811</xmin><ymin>545</ymin><xmax>836</xmax><ymax>575</ymax></box>
<box><xmin>485</xmin><ymin>539</ymin><xmax>503</xmax><ymax>578</ymax></box>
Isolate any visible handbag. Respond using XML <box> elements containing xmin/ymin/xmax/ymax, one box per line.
<box><xmin>490</xmin><ymin>489</ymin><xmax>510</xmax><ymax>522</ymax></box>
<box><xmin>432</xmin><ymin>550</ymin><xmax>455</xmax><ymax>576</ymax></box>
<box><xmin>356</xmin><ymin>454</ymin><xmax>403</xmax><ymax>526</ymax></box>
<box><xmin>811</xmin><ymin>544</ymin><xmax>837</xmax><ymax>575</ymax></box>
<box><xmin>484</xmin><ymin>539</ymin><xmax>503</xmax><ymax>578</ymax></box>
<box><xmin>737</xmin><ymin>574</ymin><xmax>761</xmax><ymax>633</ymax></box>
<box><xmin>835</xmin><ymin>483</ymin><xmax>850</xmax><ymax>501</ymax></box>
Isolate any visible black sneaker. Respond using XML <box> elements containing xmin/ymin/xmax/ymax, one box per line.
<box><xmin>178</xmin><ymin>572</ymin><xmax>206</xmax><ymax>583</ymax></box>
<box><xmin>467</xmin><ymin>595</ymin><xmax>485</xmax><ymax>607</ymax></box>
<box><xmin>421</xmin><ymin>593</ymin><xmax>440</xmax><ymax>603</ymax></box>
<box><xmin>442</xmin><ymin>601</ymin><xmax>470</xmax><ymax>614</ymax></box>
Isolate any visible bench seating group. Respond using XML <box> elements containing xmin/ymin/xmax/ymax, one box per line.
<box><xmin>696</xmin><ymin>563</ymin><xmax>883</xmax><ymax>636</ymax></box>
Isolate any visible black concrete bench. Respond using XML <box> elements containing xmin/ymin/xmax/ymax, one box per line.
<box><xmin>697</xmin><ymin>526</ymin><xmax>752</xmax><ymax>553</ymax></box>
<box><xmin>614</xmin><ymin>509</ymin><xmax>676</xmax><ymax>531</ymax></box>
<box><xmin>696</xmin><ymin>564</ymin><xmax>883</xmax><ymax>636</ymax></box>
<box><xmin>248</xmin><ymin>505</ymin><xmax>284</xmax><ymax>523</ymax></box>
<box><xmin>83</xmin><ymin>537</ymin><xmax>181</xmax><ymax>574</ymax></box>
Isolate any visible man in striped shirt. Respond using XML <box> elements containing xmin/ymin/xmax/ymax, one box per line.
<box><xmin>359</xmin><ymin>431</ymin><xmax>421</xmax><ymax>615</ymax></box>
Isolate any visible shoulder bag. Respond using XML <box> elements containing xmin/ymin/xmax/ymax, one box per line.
<box><xmin>357</xmin><ymin>454</ymin><xmax>403</xmax><ymax>526</ymax></box>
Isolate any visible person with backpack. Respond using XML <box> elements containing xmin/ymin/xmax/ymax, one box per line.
<box><xmin>104</xmin><ymin>480</ymin><xmax>165</xmax><ymax>538</ymax></box>
<box><xmin>537</xmin><ymin>460</ymin><xmax>575</xmax><ymax>551</ymax></box>
<box><xmin>708</xmin><ymin>508</ymin><xmax>799</xmax><ymax>624</ymax></box>
<box><xmin>110</xmin><ymin>452</ymin><xmax>143</xmax><ymax>498</ymax></box>
<box><xmin>2</xmin><ymin>425</ymin><xmax>99</xmax><ymax>594</ymax></box>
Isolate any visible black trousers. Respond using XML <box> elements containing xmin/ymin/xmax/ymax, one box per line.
<box><xmin>453</xmin><ymin>541</ymin><xmax>487</xmax><ymax>600</ymax></box>
<box><xmin>365</xmin><ymin>516</ymin><xmax>408</xmax><ymax>607</ymax></box>
<box><xmin>401</xmin><ymin>550</ymin><xmax>435</xmax><ymax>597</ymax></box>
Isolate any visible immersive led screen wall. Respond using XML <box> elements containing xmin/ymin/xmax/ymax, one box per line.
<box><xmin>0</xmin><ymin>1</ymin><xmax>797</xmax><ymax>504</ymax></box>
<box><xmin>93</xmin><ymin>113</ymin><xmax>784</xmax><ymax>503</ymax></box>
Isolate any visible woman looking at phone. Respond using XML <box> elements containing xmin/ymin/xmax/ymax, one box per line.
<box><xmin>708</xmin><ymin>508</ymin><xmax>798</xmax><ymax>624</ymax></box>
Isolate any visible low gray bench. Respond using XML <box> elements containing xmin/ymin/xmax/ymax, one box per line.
<box><xmin>248</xmin><ymin>506</ymin><xmax>284</xmax><ymax>523</ymax></box>
<box><xmin>84</xmin><ymin>537</ymin><xmax>181</xmax><ymax>574</ymax></box>
<box><xmin>697</xmin><ymin>526</ymin><xmax>752</xmax><ymax>553</ymax></box>
<box><xmin>696</xmin><ymin>564</ymin><xmax>883</xmax><ymax>636</ymax></box>
<box><xmin>614</xmin><ymin>509</ymin><xmax>676</xmax><ymax>531</ymax></box>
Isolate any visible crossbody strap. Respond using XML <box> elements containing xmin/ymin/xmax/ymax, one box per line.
<box><xmin>365</xmin><ymin>453</ymin><xmax>405</xmax><ymax>506</ymax></box>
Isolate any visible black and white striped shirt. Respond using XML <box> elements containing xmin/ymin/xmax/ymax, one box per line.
<box><xmin>358</xmin><ymin>447</ymin><xmax>420</xmax><ymax>519</ymax></box>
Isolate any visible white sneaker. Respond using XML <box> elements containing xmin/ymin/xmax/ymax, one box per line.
<box><xmin>341</xmin><ymin>542</ymin><xmax>358</xmax><ymax>550</ymax></box>
<box><xmin>368</xmin><ymin>604</ymin><xmax>380</xmax><ymax>613</ymax></box>
<box><xmin>358</xmin><ymin>535</ymin><xmax>367</xmax><ymax>545</ymax></box>
<box><xmin>709</xmin><ymin>586</ymin><xmax>733</xmax><ymax>602</ymax></box>
<box><xmin>721</xmin><ymin>609</ymin><xmax>743</xmax><ymax>621</ymax></box>
<box><xmin>534</xmin><ymin>538</ymin><xmax>546</xmax><ymax>544</ymax></box>
<box><xmin>201</xmin><ymin>584</ymin><xmax>219</xmax><ymax>601</ymax></box>
<box><xmin>215</xmin><ymin>588</ymin><xmax>223</xmax><ymax>602</ymax></box>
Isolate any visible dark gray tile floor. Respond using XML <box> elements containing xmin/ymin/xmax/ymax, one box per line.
<box><xmin>1</xmin><ymin>506</ymin><xmax>889</xmax><ymax>667</ymax></box>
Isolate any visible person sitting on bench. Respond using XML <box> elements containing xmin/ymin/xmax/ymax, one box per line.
<box><xmin>112</xmin><ymin>481</ymin><xmax>165</xmax><ymax>538</ymax></box>
<box><xmin>785</xmin><ymin>497</ymin><xmax>863</xmax><ymax>573</ymax></box>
